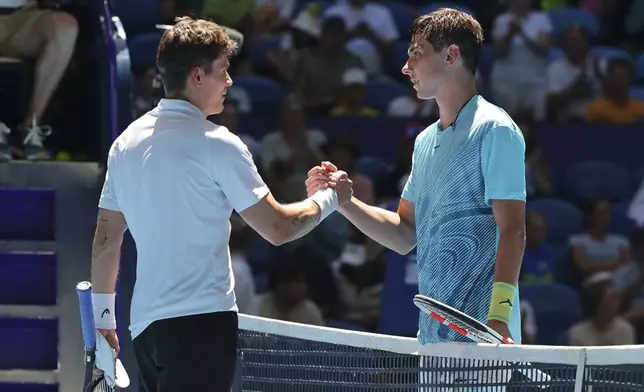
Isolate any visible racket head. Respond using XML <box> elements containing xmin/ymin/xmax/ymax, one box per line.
<box><xmin>413</xmin><ymin>294</ymin><xmax>506</xmax><ymax>344</ymax></box>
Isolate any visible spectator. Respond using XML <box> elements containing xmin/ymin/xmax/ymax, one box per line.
<box><xmin>329</xmin><ymin>67</ymin><xmax>379</xmax><ymax>117</ymax></box>
<box><xmin>293</xmin><ymin>16</ymin><xmax>363</xmax><ymax>115</ymax></box>
<box><xmin>229</xmin><ymin>213</ymin><xmax>258</xmax><ymax>315</ymax></box>
<box><xmin>264</xmin><ymin>5</ymin><xmax>322</xmax><ymax>84</ymax></box>
<box><xmin>569</xmin><ymin>273</ymin><xmax>636</xmax><ymax>346</ymax></box>
<box><xmin>0</xmin><ymin>0</ymin><xmax>78</xmax><ymax>161</ymax></box>
<box><xmin>613</xmin><ymin>229</ymin><xmax>644</xmax><ymax>340</ymax></box>
<box><xmin>260</xmin><ymin>96</ymin><xmax>326</xmax><ymax>200</ymax></box>
<box><xmin>521</xmin><ymin>212</ymin><xmax>558</xmax><ymax>283</ymax></box>
<box><xmin>519</xmin><ymin>116</ymin><xmax>554</xmax><ymax>198</ymax></box>
<box><xmin>521</xmin><ymin>300</ymin><xmax>538</xmax><ymax>345</ymax></box>
<box><xmin>323</xmin><ymin>0</ymin><xmax>399</xmax><ymax>77</ymax></box>
<box><xmin>587</xmin><ymin>58</ymin><xmax>644</xmax><ymax>123</ymax></box>
<box><xmin>546</xmin><ymin>25</ymin><xmax>601</xmax><ymax>123</ymax></box>
<box><xmin>386</xmin><ymin>85</ymin><xmax>438</xmax><ymax>119</ymax></box>
<box><xmin>570</xmin><ymin>200</ymin><xmax>632</xmax><ymax>278</ymax></box>
<box><xmin>132</xmin><ymin>66</ymin><xmax>158</xmax><ymax>120</ymax></box>
<box><xmin>253</xmin><ymin>0</ymin><xmax>297</xmax><ymax>35</ymax></box>
<box><xmin>209</xmin><ymin>100</ymin><xmax>260</xmax><ymax>159</ymax></box>
<box><xmin>490</xmin><ymin>0</ymin><xmax>551</xmax><ymax>120</ymax></box>
<box><xmin>257</xmin><ymin>256</ymin><xmax>325</xmax><ymax>325</ymax></box>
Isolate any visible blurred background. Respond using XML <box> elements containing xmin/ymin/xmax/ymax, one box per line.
<box><xmin>3</xmin><ymin>0</ymin><xmax>644</xmax><ymax>390</ymax></box>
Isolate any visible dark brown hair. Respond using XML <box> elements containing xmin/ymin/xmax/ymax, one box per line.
<box><xmin>410</xmin><ymin>8</ymin><xmax>484</xmax><ymax>74</ymax></box>
<box><xmin>156</xmin><ymin>17</ymin><xmax>238</xmax><ymax>95</ymax></box>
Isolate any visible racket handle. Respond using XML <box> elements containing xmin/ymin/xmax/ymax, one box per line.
<box><xmin>76</xmin><ymin>281</ymin><xmax>97</xmax><ymax>350</ymax></box>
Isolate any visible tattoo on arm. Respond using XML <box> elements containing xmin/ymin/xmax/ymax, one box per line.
<box><xmin>100</xmin><ymin>232</ymin><xmax>108</xmax><ymax>246</ymax></box>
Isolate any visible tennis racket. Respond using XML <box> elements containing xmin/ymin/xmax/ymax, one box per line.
<box><xmin>76</xmin><ymin>281</ymin><xmax>115</xmax><ymax>392</ymax></box>
<box><xmin>413</xmin><ymin>294</ymin><xmax>552</xmax><ymax>384</ymax></box>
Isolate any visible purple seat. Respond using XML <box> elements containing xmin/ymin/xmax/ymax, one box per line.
<box><xmin>0</xmin><ymin>188</ymin><xmax>55</xmax><ymax>241</ymax></box>
<box><xmin>0</xmin><ymin>318</ymin><xmax>58</xmax><ymax>370</ymax></box>
<box><xmin>0</xmin><ymin>383</ymin><xmax>58</xmax><ymax>392</ymax></box>
<box><xmin>0</xmin><ymin>252</ymin><xmax>57</xmax><ymax>305</ymax></box>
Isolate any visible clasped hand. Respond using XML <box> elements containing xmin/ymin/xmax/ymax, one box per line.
<box><xmin>306</xmin><ymin>161</ymin><xmax>353</xmax><ymax>205</ymax></box>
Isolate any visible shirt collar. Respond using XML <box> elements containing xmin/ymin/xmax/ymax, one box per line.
<box><xmin>156</xmin><ymin>98</ymin><xmax>207</xmax><ymax>119</ymax></box>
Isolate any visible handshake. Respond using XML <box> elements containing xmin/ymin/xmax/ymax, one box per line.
<box><xmin>306</xmin><ymin>161</ymin><xmax>354</xmax><ymax>206</ymax></box>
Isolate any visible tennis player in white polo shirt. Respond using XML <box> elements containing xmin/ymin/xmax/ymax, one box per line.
<box><xmin>88</xmin><ymin>17</ymin><xmax>353</xmax><ymax>392</ymax></box>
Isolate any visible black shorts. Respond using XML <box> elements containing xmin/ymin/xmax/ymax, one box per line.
<box><xmin>133</xmin><ymin>311</ymin><xmax>238</xmax><ymax>392</ymax></box>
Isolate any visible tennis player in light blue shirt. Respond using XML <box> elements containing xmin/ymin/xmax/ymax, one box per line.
<box><xmin>306</xmin><ymin>8</ymin><xmax>526</xmax><ymax>352</ymax></box>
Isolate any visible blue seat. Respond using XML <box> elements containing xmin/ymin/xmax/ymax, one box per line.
<box><xmin>548</xmin><ymin>8</ymin><xmax>599</xmax><ymax>39</ymax></box>
<box><xmin>527</xmin><ymin>199</ymin><xmax>583</xmax><ymax>245</ymax></box>
<box><xmin>376</xmin><ymin>250</ymin><xmax>419</xmax><ymax>337</ymax></box>
<box><xmin>128</xmin><ymin>31</ymin><xmax>164</xmax><ymax>70</ymax></box>
<box><xmin>0</xmin><ymin>318</ymin><xmax>58</xmax><ymax>370</ymax></box>
<box><xmin>635</xmin><ymin>53</ymin><xmax>644</xmax><ymax>82</ymax></box>
<box><xmin>233</xmin><ymin>76</ymin><xmax>285</xmax><ymax>115</ymax></box>
<box><xmin>0</xmin><ymin>188</ymin><xmax>55</xmax><ymax>241</ymax></box>
<box><xmin>548</xmin><ymin>47</ymin><xmax>566</xmax><ymax>64</ymax></box>
<box><xmin>0</xmin><ymin>384</ymin><xmax>58</xmax><ymax>392</ymax></box>
<box><xmin>609</xmin><ymin>202</ymin><xmax>637</xmax><ymax>238</ymax></box>
<box><xmin>0</xmin><ymin>252</ymin><xmax>56</xmax><ymax>306</ymax></box>
<box><xmin>110</xmin><ymin>0</ymin><xmax>161</xmax><ymax>37</ymax></box>
<box><xmin>520</xmin><ymin>283</ymin><xmax>581</xmax><ymax>345</ymax></box>
<box><xmin>364</xmin><ymin>81</ymin><xmax>408</xmax><ymax>112</ymax></box>
<box><xmin>354</xmin><ymin>155</ymin><xmax>389</xmax><ymax>184</ymax></box>
<box><xmin>565</xmin><ymin>161</ymin><xmax>631</xmax><ymax>201</ymax></box>
<box><xmin>419</xmin><ymin>2</ymin><xmax>475</xmax><ymax>16</ymax></box>
<box><xmin>383</xmin><ymin>2</ymin><xmax>416</xmax><ymax>40</ymax></box>
<box><xmin>591</xmin><ymin>46</ymin><xmax>633</xmax><ymax>63</ymax></box>
<box><xmin>630</xmin><ymin>86</ymin><xmax>644</xmax><ymax>101</ymax></box>
<box><xmin>247</xmin><ymin>36</ymin><xmax>282</xmax><ymax>70</ymax></box>
<box><xmin>128</xmin><ymin>31</ymin><xmax>163</xmax><ymax>68</ymax></box>
<box><xmin>384</xmin><ymin>40</ymin><xmax>409</xmax><ymax>83</ymax></box>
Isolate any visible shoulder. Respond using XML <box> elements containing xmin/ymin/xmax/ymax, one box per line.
<box><xmin>473</xmin><ymin>99</ymin><xmax>524</xmax><ymax>140</ymax></box>
<box><xmin>415</xmin><ymin>121</ymin><xmax>439</xmax><ymax>145</ymax></box>
<box><xmin>608</xmin><ymin>234</ymin><xmax>630</xmax><ymax>246</ymax></box>
<box><xmin>569</xmin><ymin>233</ymin><xmax>589</xmax><ymax>245</ymax></box>
<box><xmin>205</xmin><ymin>125</ymin><xmax>251</xmax><ymax>157</ymax></box>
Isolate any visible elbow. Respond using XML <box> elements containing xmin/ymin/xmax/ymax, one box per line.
<box><xmin>393</xmin><ymin>238</ymin><xmax>417</xmax><ymax>255</ymax></box>
<box><xmin>264</xmin><ymin>230</ymin><xmax>289</xmax><ymax>247</ymax></box>
<box><xmin>499</xmin><ymin>226</ymin><xmax>526</xmax><ymax>244</ymax></box>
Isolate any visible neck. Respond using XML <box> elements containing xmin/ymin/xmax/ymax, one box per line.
<box><xmin>592</xmin><ymin>316</ymin><xmax>612</xmax><ymax>330</ymax></box>
<box><xmin>588</xmin><ymin>228</ymin><xmax>606</xmax><ymax>239</ymax></box>
<box><xmin>435</xmin><ymin>76</ymin><xmax>477</xmax><ymax>129</ymax></box>
<box><xmin>166</xmin><ymin>93</ymin><xmax>208</xmax><ymax>115</ymax></box>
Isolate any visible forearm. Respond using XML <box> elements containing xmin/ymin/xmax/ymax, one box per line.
<box><xmin>90</xmin><ymin>218</ymin><xmax>124</xmax><ymax>294</ymax></box>
<box><xmin>275</xmin><ymin>199</ymin><xmax>322</xmax><ymax>244</ymax></box>
<box><xmin>493</xmin><ymin>230</ymin><xmax>525</xmax><ymax>286</ymax></box>
<box><xmin>339</xmin><ymin>197</ymin><xmax>415</xmax><ymax>254</ymax></box>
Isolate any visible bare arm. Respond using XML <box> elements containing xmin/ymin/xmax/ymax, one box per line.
<box><xmin>91</xmin><ymin>208</ymin><xmax>127</xmax><ymax>294</ymax></box>
<box><xmin>338</xmin><ymin>197</ymin><xmax>416</xmax><ymax>255</ymax></box>
<box><xmin>492</xmin><ymin>199</ymin><xmax>526</xmax><ymax>286</ymax></box>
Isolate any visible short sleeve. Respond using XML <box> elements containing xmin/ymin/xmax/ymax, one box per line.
<box><xmin>401</xmin><ymin>141</ymin><xmax>418</xmax><ymax>203</ymax></box>
<box><xmin>481</xmin><ymin>125</ymin><xmax>526</xmax><ymax>206</ymax></box>
<box><xmin>98</xmin><ymin>147</ymin><xmax>120</xmax><ymax>211</ymax></box>
<box><xmin>213</xmin><ymin>135</ymin><xmax>270</xmax><ymax>213</ymax></box>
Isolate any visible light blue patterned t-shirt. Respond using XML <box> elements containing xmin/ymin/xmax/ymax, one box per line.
<box><xmin>401</xmin><ymin>95</ymin><xmax>526</xmax><ymax>345</ymax></box>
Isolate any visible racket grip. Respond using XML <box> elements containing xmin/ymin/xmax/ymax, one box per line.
<box><xmin>76</xmin><ymin>281</ymin><xmax>97</xmax><ymax>350</ymax></box>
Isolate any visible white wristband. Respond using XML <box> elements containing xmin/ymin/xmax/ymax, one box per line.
<box><xmin>310</xmin><ymin>187</ymin><xmax>339</xmax><ymax>223</ymax></box>
<box><xmin>92</xmin><ymin>292</ymin><xmax>117</xmax><ymax>330</ymax></box>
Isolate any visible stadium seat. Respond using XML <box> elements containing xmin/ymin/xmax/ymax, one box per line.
<box><xmin>232</xmin><ymin>75</ymin><xmax>285</xmax><ymax>115</ymax></box>
<box><xmin>384</xmin><ymin>40</ymin><xmax>409</xmax><ymax>83</ymax></box>
<box><xmin>0</xmin><ymin>317</ymin><xmax>58</xmax><ymax>370</ymax></box>
<box><xmin>630</xmin><ymin>86</ymin><xmax>644</xmax><ymax>101</ymax></box>
<box><xmin>520</xmin><ymin>283</ymin><xmax>581</xmax><ymax>345</ymax></box>
<box><xmin>110</xmin><ymin>0</ymin><xmax>161</xmax><ymax>38</ymax></box>
<box><xmin>0</xmin><ymin>188</ymin><xmax>55</xmax><ymax>241</ymax></box>
<box><xmin>247</xmin><ymin>36</ymin><xmax>282</xmax><ymax>71</ymax></box>
<box><xmin>419</xmin><ymin>3</ymin><xmax>475</xmax><ymax>16</ymax></box>
<box><xmin>635</xmin><ymin>53</ymin><xmax>644</xmax><ymax>82</ymax></box>
<box><xmin>364</xmin><ymin>81</ymin><xmax>408</xmax><ymax>112</ymax></box>
<box><xmin>354</xmin><ymin>155</ymin><xmax>389</xmax><ymax>184</ymax></box>
<box><xmin>128</xmin><ymin>31</ymin><xmax>164</xmax><ymax>70</ymax></box>
<box><xmin>0</xmin><ymin>252</ymin><xmax>56</xmax><ymax>306</ymax></box>
<box><xmin>609</xmin><ymin>202</ymin><xmax>637</xmax><ymax>238</ymax></box>
<box><xmin>377</xmin><ymin>250</ymin><xmax>419</xmax><ymax>337</ymax></box>
<box><xmin>590</xmin><ymin>46</ymin><xmax>633</xmax><ymax>63</ymax></box>
<box><xmin>382</xmin><ymin>2</ymin><xmax>416</xmax><ymax>40</ymax></box>
<box><xmin>564</xmin><ymin>161</ymin><xmax>631</xmax><ymax>202</ymax></box>
<box><xmin>547</xmin><ymin>47</ymin><xmax>565</xmax><ymax>64</ymax></box>
<box><xmin>0</xmin><ymin>384</ymin><xmax>58</xmax><ymax>392</ymax></box>
<box><xmin>548</xmin><ymin>8</ymin><xmax>599</xmax><ymax>39</ymax></box>
<box><xmin>526</xmin><ymin>199</ymin><xmax>583</xmax><ymax>245</ymax></box>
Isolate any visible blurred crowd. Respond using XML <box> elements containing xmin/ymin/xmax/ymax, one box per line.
<box><xmin>4</xmin><ymin>0</ymin><xmax>644</xmax><ymax>348</ymax></box>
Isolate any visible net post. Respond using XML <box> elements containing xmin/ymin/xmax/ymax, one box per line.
<box><xmin>573</xmin><ymin>347</ymin><xmax>587</xmax><ymax>392</ymax></box>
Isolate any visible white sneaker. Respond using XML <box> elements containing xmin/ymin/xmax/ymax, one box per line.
<box><xmin>21</xmin><ymin>121</ymin><xmax>52</xmax><ymax>161</ymax></box>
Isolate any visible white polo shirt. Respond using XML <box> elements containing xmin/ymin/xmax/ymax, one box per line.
<box><xmin>98</xmin><ymin>99</ymin><xmax>269</xmax><ymax>339</ymax></box>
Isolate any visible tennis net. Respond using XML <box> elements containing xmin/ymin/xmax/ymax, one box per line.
<box><xmin>236</xmin><ymin>315</ymin><xmax>644</xmax><ymax>391</ymax></box>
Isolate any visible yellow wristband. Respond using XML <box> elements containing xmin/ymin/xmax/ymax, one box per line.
<box><xmin>487</xmin><ymin>282</ymin><xmax>517</xmax><ymax>325</ymax></box>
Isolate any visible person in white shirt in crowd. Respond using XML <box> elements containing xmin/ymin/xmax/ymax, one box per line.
<box><xmin>490</xmin><ymin>0</ymin><xmax>552</xmax><ymax>120</ymax></box>
<box><xmin>0</xmin><ymin>0</ymin><xmax>78</xmax><ymax>161</ymax></box>
<box><xmin>88</xmin><ymin>17</ymin><xmax>353</xmax><ymax>392</ymax></box>
<box><xmin>520</xmin><ymin>300</ymin><xmax>538</xmax><ymax>344</ymax></box>
<box><xmin>546</xmin><ymin>25</ymin><xmax>602</xmax><ymax>123</ymax></box>
<box><xmin>387</xmin><ymin>85</ymin><xmax>438</xmax><ymax>118</ymax></box>
<box><xmin>324</xmin><ymin>0</ymin><xmax>399</xmax><ymax>77</ymax></box>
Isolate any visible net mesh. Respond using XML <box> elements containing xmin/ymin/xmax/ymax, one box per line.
<box><xmin>236</xmin><ymin>315</ymin><xmax>644</xmax><ymax>392</ymax></box>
